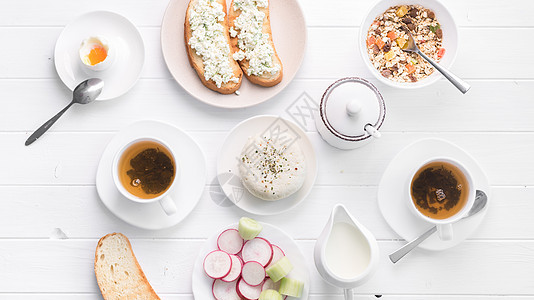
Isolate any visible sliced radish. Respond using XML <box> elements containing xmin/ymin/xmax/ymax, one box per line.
<box><xmin>212</xmin><ymin>279</ymin><xmax>241</xmax><ymax>300</ymax></box>
<box><xmin>261</xmin><ymin>278</ymin><xmax>281</xmax><ymax>292</ymax></box>
<box><xmin>237</xmin><ymin>278</ymin><xmax>263</xmax><ymax>300</ymax></box>
<box><xmin>265</xmin><ymin>244</ymin><xmax>285</xmax><ymax>270</ymax></box>
<box><xmin>241</xmin><ymin>261</ymin><xmax>266</xmax><ymax>286</ymax></box>
<box><xmin>221</xmin><ymin>254</ymin><xmax>243</xmax><ymax>282</ymax></box>
<box><xmin>217</xmin><ymin>229</ymin><xmax>244</xmax><ymax>255</ymax></box>
<box><xmin>242</xmin><ymin>237</ymin><xmax>273</xmax><ymax>267</ymax></box>
<box><xmin>204</xmin><ymin>250</ymin><xmax>232</xmax><ymax>279</ymax></box>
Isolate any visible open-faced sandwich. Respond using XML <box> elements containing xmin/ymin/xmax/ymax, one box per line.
<box><xmin>229</xmin><ymin>0</ymin><xmax>283</xmax><ymax>87</ymax></box>
<box><xmin>185</xmin><ymin>0</ymin><xmax>243</xmax><ymax>94</ymax></box>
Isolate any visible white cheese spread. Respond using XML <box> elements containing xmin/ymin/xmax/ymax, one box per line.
<box><xmin>238</xmin><ymin>136</ymin><xmax>306</xmax><ymax>201</ymax></box>
<box><xmin>231</xmin><ymin>0</ymin><xmax>281</xmax><ymax>76</ymax></box>
<box><xmin>189</xmin><ymin>0</ymin><xmax>239</xmax><ymax>88</ymax></box>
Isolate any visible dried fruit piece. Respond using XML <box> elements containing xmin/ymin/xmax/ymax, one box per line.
<box><xmin>383</xmin><ymin>40</ymin><xmax>391</xmax><ymax>52</ymax></box>
<box><xmin>371</xmin><ymin>44</ymin><xmax>380</xmax><ymax>54</ymax></box>
<box><xmin>396</xmin><ymin>5</ymin><xmax>408</xmax><ymax>17</ymax></box>
<box><xmin>387</xmin><ymin>31</ymin><xmax>397</xmax><ymax>41</ymax></box>
<box><xmin>381</xmin><ymin>69</ymin><xmax>392</xmax><ymax>78</ymax></box>
<box><xmin>384</xmin><ymin>51</ymin><xmax>395</xmax><ymax>61</ymax></box>
<box><xmin>437</xmin><ymin>48</ymin><xmax>446</xmax><ymax>59</ymax></box>
<box><xmin>375</xmin><ymin>38</ymin><xmax>385</xmax><ymax>49</ymax></box>
<box><xmin>366</xmin><ymin>35</ymin><xmax>376</xmax><ymax>47</ymax></box>
<box><xmin>406</xmin><ymin>63</ymin><xmax>416</xmax><ymax>74</ymax></box>
<box><xmin>396</xmin><ymin>37</ymin><xmax>407</xmax><ymax>49</ymax></box>
<box><xmin>435</xmin><ymin>28</ymin><xmax>443</xmax><ymax>39</ymax></box>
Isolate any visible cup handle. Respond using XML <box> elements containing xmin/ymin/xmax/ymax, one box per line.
<box><xmin>437</xmin><ymin>223</ymin><xmax>453</xmax><ymax>241</ymax></box>
<box><xmin>343</xmin><ymin>289</ymin><xmax>353</xmax><ymax>300</ymax></box>
<box><xmin>159</xmin><ymin>195</ymin><xmax>177</xmax><ymax>216</ymax></box>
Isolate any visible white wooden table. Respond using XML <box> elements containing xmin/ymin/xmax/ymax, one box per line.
<box><xmin>1</xmin><ymin>0</ymin><xmax>534</xmax><ymax>298</ymax></box>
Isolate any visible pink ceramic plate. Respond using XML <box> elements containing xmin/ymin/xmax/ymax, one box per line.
<box><xmin>161</xmin><ymin>0</ymin><xmax>307</xmax><ymax>108</ymax></box>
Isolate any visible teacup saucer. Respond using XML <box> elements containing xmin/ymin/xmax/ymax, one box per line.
<box><xmin>95</xmin><ymin>120</ymin><xmax>206</xmax><ymax>230</ymax></box>
<box><xmin>377</xmin><ymin>138</ymin><xmax>490</xmax><ymax>251</ymax></box>
<box><xmin>54</xmin><ymin>11</ymin><xmax>144</xmax><ymax>101</ymax></box>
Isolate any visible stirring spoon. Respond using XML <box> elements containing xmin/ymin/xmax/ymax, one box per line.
<box><xmin>401</xmin><ymin>30</ymin><xmax>471</xmax><ymax>94</ymax></box>
<box><xmin>25</xmin><ymin>78</ymin><xmax>104</xmax><ymax>146</ymax></box>
<box><xmin>389</xmin><ymin>190</ymin><xmax>488</xmax><ymax>263</ymax></box>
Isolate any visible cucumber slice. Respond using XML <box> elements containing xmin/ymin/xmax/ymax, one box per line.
<box><xmin>279</xmin><ymin>277</ymin><xmax>304</xmax><ymax>297</ymax></box>
<box><xmin>238</xmin><ymin>217</ymin><xmax>263</xmax><ymax>240</ymax></box>
<box><xmin>259</xmin><ymin>289</ymin><xmax>283</xmax><ymax>300</ymax></box>
<box><xmin>265</xmin><ymin>256</ymin><xmax>293</xmax><ymax>282</ymax></box>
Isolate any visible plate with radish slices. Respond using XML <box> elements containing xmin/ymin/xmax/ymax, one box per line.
<box><xmin>192</xmin><ymin>217</ymin><xmax>309</xmax><ymax>300</ymax></box>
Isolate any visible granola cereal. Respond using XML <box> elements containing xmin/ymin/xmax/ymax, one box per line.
<box><xmin>366</xmin><ymin>5</ymin><xmax>446</xmax><ymax>83</ymax></box>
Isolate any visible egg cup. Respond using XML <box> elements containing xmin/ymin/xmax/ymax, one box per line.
<box><xmin>79</xmin><ymin>35</ymin><xmax>116</xmax><ymax>72</ymax></box>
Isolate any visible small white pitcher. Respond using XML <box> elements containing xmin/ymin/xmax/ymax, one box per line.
<box><xmin>314</xmin><ymin>204</ymin><xmax>380</xmax><ymax>299</ymax></box>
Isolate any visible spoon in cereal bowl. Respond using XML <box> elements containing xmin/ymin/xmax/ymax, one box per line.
<box><xmin>401</xmin><ymin>30</ymin><xmax>470</xmax><ymax>93</ymax></box>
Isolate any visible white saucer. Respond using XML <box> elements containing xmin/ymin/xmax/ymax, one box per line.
<box><xmin>161</xmin><ymin>0</ymin><xmax>307</xmax><ymax>108</ymax></box>
<box><xmin>192</xmin><ymin>222</ymin><xmax>310</xmax><ymax>299</ymax></box>
<box><xmin>54</xmin><ymin>11</ymin><xmax>144</xmax><ymax>101</ymax></box>
<box><xmin>377</xmin><ymin>138</ymin><xmax>491</xmax><ymax>251</ymax></box>
<box><xmin>96</xmin><ymin>120</ymin><xmax>206</xmax><ymax>230</ymax></box>
<box><xmin>217</xmin><ymin>115</ymin><xmax>317</xmax><ymax>215</ymax></box>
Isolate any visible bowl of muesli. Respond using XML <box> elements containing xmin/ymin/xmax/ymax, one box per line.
<box><xmin>359</xmin><ymin>0</ymin><xmax>458</xmax><ymax>88</ymax></box>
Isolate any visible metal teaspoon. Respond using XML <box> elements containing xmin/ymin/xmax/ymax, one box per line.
<box><xmin>402</xmin><ymin>30</ymin><xmax>471</xmax><ymax>94</ymax></box>
<box><xmin>389</xmin><ymin>190</ymin><xmax>488</xmax><ymax>263</ymax></box>
<box><xmin>25</xmin><ymin>78</ymin><xmax>104</xmax><ymax>146</ymax></box>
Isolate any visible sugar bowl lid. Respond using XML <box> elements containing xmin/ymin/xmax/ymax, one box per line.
<box><xmin>319</xmin><ymin>77</ymin><xmax>385</xmax><ymax>141</ymax></box>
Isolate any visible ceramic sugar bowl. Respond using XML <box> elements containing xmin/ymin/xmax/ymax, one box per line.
<box><xmin>315</xmin><ymin>77</ymin><xmax>386</xmax><ymax>150</ymax></box>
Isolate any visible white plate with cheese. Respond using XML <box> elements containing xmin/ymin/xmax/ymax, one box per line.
<box><xmin>217</xmin><ymin>115</ymin><xmax>317</xmax><ymax>215</ymax></box>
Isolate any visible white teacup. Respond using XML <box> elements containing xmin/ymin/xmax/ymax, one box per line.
<box><xmin>112</xmin><ymin>137</ymin><xmax>178</xmax><ymax>216</ymax></box>
<box><xmin>407</xmin><ymin>157</ymin><xmax>475</xmax><ymax>241</ymax></box>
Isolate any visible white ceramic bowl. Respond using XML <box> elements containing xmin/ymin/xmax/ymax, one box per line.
<box><xmin>359</xmin><ymin>0</ymin><xmax>458</xmax><ymax>89</ymax></box>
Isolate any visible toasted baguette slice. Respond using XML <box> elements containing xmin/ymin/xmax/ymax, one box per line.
<box><xmin>229</xmin><ymin>0</ymin><xmax>283</xmax><ymax>87</ymax></box>
<box><xmin>95</xmin><ymin>233</ymin><xmax>160</xmax><ymax>300</ymax></box>
<box><xmin>185</xmin><ymin>0</ymin><xmax>243</xmax><ymax>94</ymax></box>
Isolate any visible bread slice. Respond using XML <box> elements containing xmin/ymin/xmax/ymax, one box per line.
<box><xmin>94</xmin><ymin>233</ymin><xmax>160</xmax><ymax>300</ymax></box>
<box><xmin>185</xmin><ymin>0</ymin><xmax>243</xmax><ymax>94</ymax></box>
<box><xmin>229</xmin><ymin>0</ymin><xmax>283</xmax><ymax>87</ymax></box>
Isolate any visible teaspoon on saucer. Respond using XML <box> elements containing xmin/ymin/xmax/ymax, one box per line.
<box><xmin>389</xmin><ymin>190</ymin><xmax>488</xmax><ymax>263</ymax></box>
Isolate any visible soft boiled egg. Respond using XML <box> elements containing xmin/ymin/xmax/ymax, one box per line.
<box><xmin>79</xmin><ymin>36</ymin><xmax>114</xmax><ymax>71</ymax></box>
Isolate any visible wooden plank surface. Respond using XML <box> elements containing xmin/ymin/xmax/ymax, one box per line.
<box><xmin>0</xmin><ymin>0</ymin><xmax>533</xmax><ymax>27</ymax></box>
<box><xmin>0</xmin><ymin>186</ymin><xmax>532</xmax><ymax>240</ymax></box>
<box><xmin>2</xmin><ymin>79</ymin><xmax>534</xmax><ymax>133</ymax></box>
<box><xmin>1</xmin><ymin>0</ymin><xmax>533</xmax><ymax>298</ymax></box>
<box><xmin>0</xmin><ymin>240</ymin><xmax>532</xmax><ymax>294</ymax></box>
